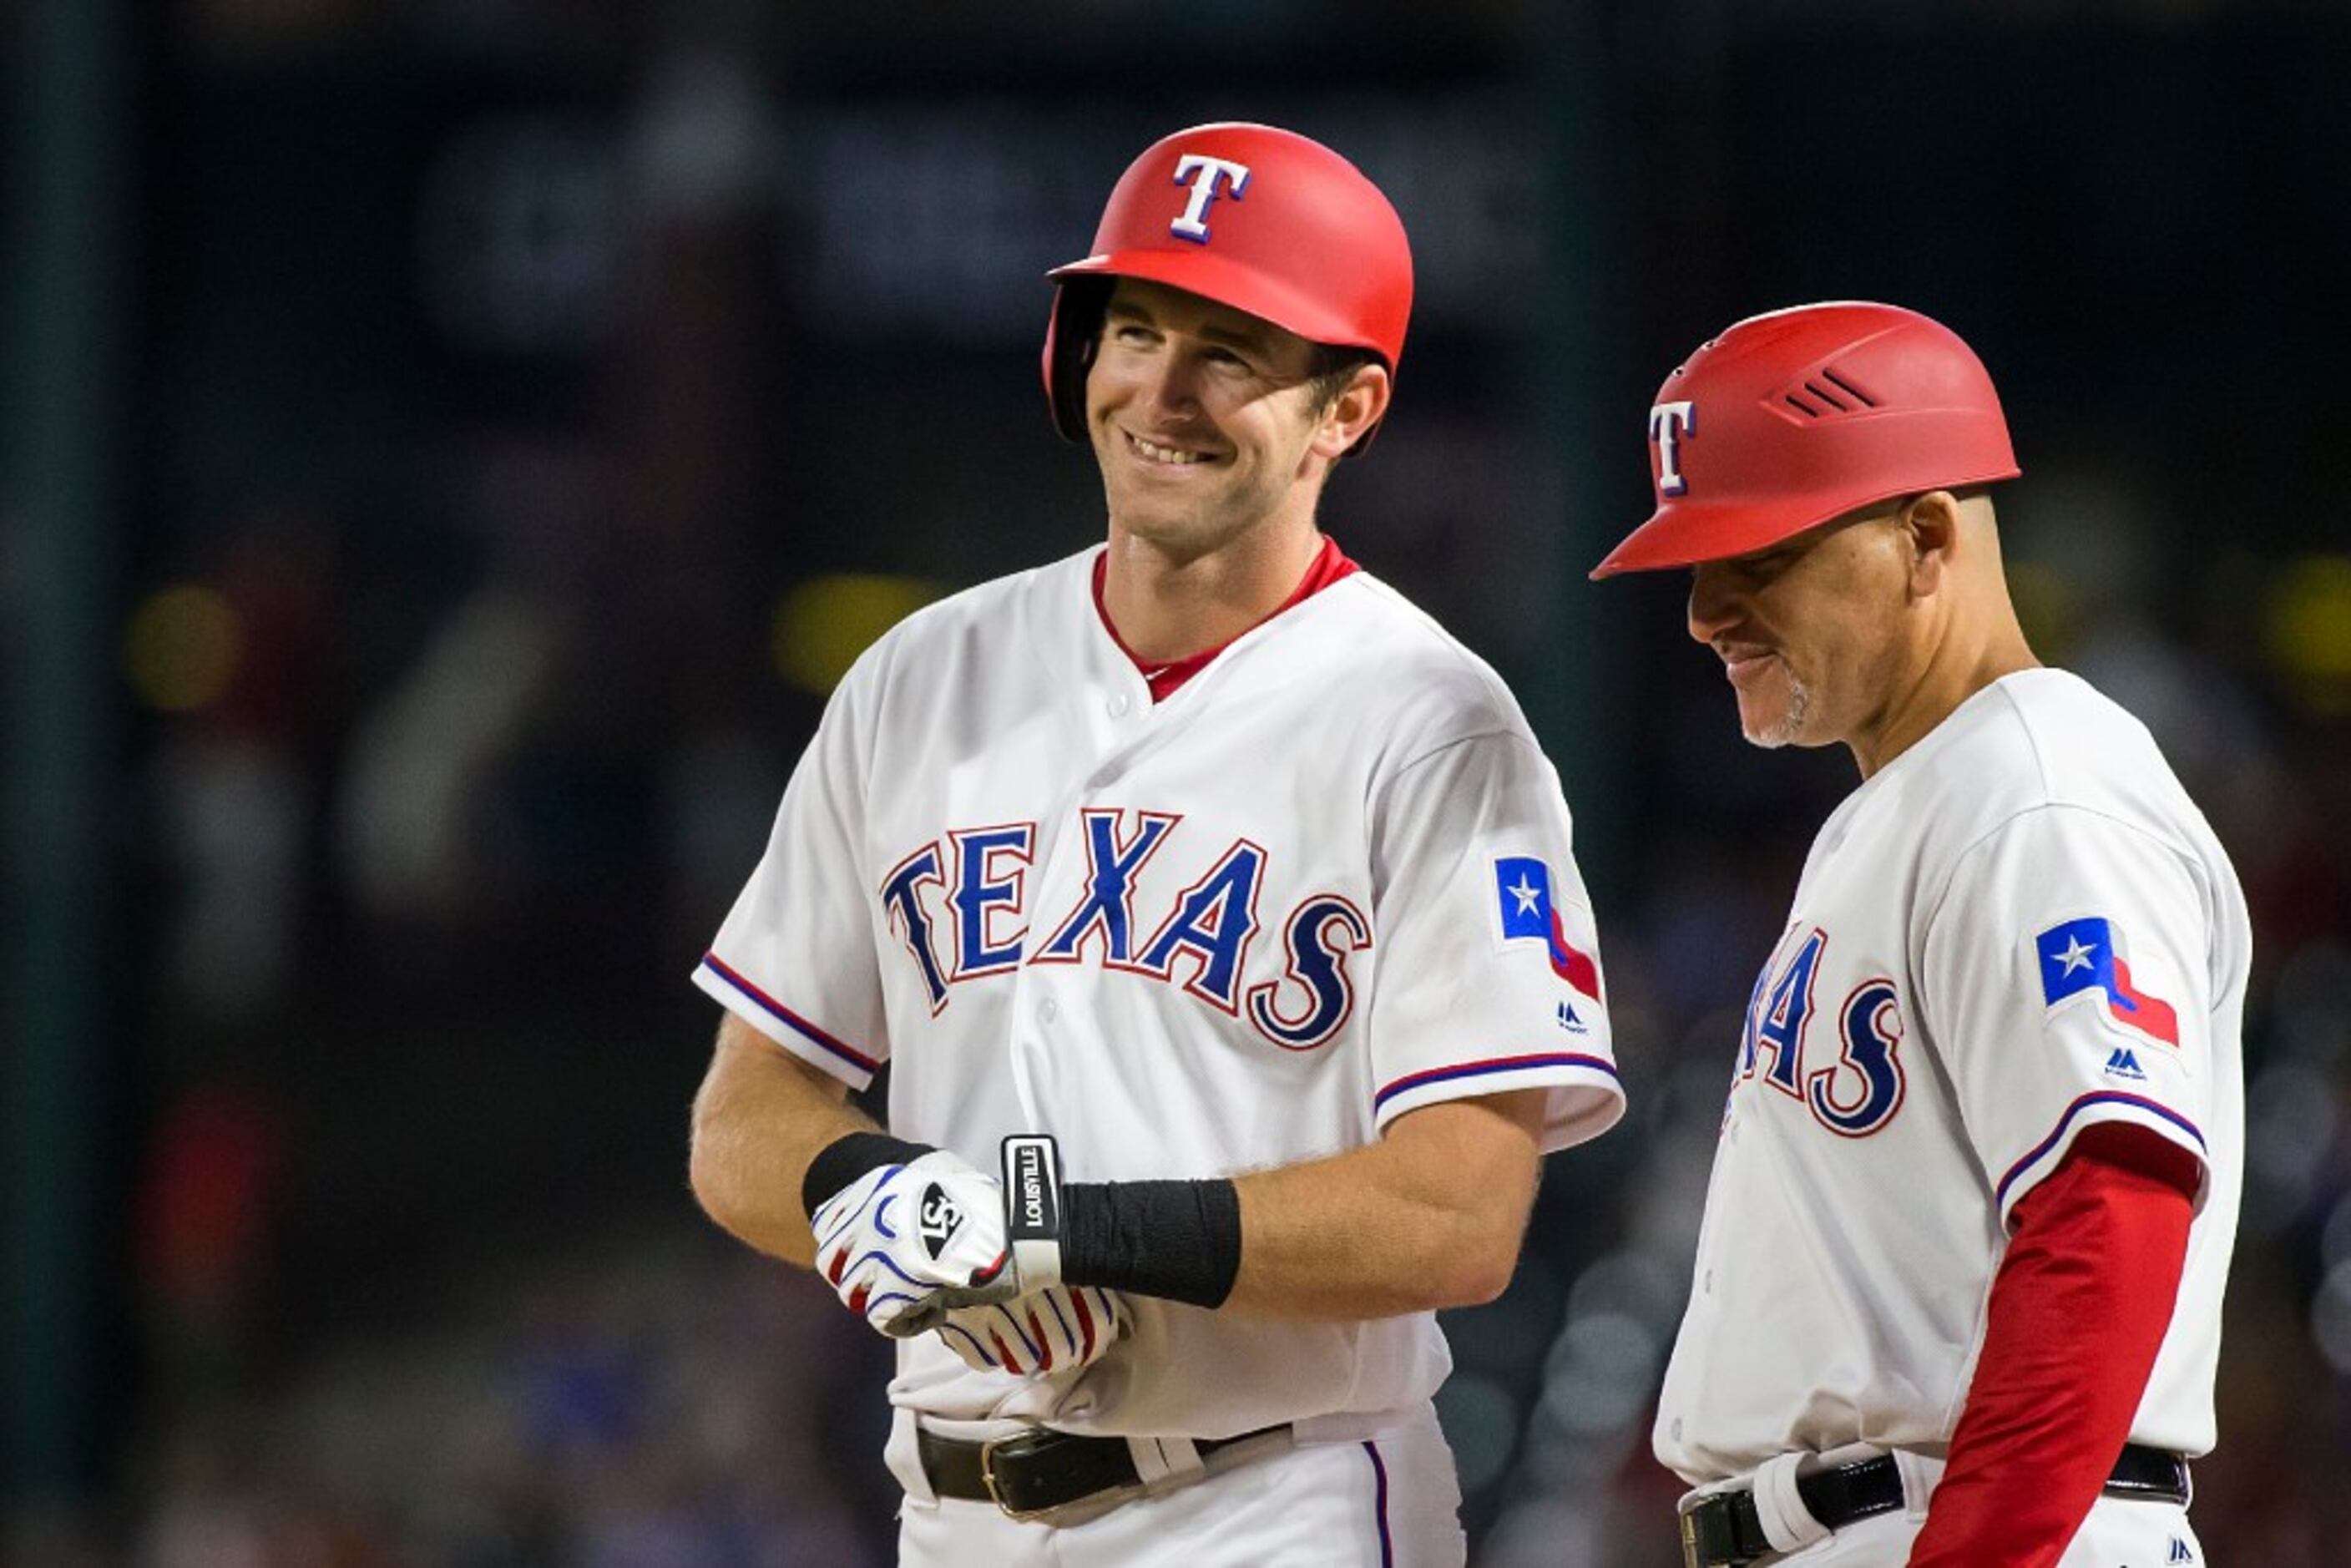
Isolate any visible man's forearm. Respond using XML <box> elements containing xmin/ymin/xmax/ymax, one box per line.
<box><xmin>967</xmin><ymin>1094</ymin><xmax>1546</xmax><ymax>1323</ymax></box>
<box><xmin>688</xmin><ymin>1013</ymin><xmax>872</xmax><ymax>1268</ymax></box>
<box><xmin>1219</xmin><ymin>1091</ymin><xmax>1545</xmax><ymax>1319</ymax></box>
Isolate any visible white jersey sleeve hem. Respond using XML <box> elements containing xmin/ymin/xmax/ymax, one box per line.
<box><xmin>1372</xmin><ymin>1051</ymin><xmax>1625</xmax><ymax>1152</ymax></box>
<box><xmin>692</xmin><ymin>950</ymin><xmax>882</xmax><ymax>1091</ymax></box>
<box><xmin>1991</xmin><ymin>1089</ymin><xmax>2212</xmax><ymax>1229</ymax></box>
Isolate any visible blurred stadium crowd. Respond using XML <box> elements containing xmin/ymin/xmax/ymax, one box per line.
<box><xmin>7</xmin><ymin>2</ymin><xmax>2350</xmax><ymax>1564</ymax></box>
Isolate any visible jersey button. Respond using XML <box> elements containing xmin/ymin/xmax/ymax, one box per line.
<box><xmin>1703</xmin><ymin>1269</ymin><xmax>1714</xmax><ymax>1295</ymax></box>
<box><xmin>1108</xmin><ymin>692</ymin><xmax>1132</xmax><ymax>718</ymax></box>
<box><xmin>1039</xmin><ymin>999</ymin><xmax>1059</xmax><ymax>1025</ymax></box>
<box><xmin>1670</xmin><ymin>1419</ymin><xmax>1683</xmax><ymax>1443</ymax></box>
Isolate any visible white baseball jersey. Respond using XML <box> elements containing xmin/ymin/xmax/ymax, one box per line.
<box><xmin>1654</xmin><ymin>667</ymin><xmax>2247</xmax><ymax>1484</ymax></box>
<box><xmin>697</xmin><ymin>543</ymin><xmax>1624</xmax><ymax>1440</ymax></box>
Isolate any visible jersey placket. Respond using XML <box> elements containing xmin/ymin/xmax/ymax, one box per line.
<box><xmin>1003</xmin><ymin>657</ymin><xmax>1160</xmax><ymax>1136</ymax></box>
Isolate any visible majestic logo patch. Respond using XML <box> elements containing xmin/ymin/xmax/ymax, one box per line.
<box><xmin>2103</xmin><ymin>1045</ymin><xmax>2147</xmax><ymax>1080</ymax></box>
<box><xmin>1494</xmin><ymin>856</ymin><xmax>1601</xmax><ymax>999</ymax></box>
<box><xmin>917</xmin><ymin>1184</ymin><xmax>964</xmax><ymax>1259</ymax></box>
<box><xmin>2035</xmin><ymin>917</ymin><xmax>2180</xmax><ymax>1048</ymax></box>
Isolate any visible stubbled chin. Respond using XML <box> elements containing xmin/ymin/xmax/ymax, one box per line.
<box><xmin>1736</xmin><ymin>675</ymin><xmax>1812</xmax><ymax>749</ymax></box>
<box><xmin>1106</xmin><ymin>487</ymin><xmax>1210</xmax><ymax>544</ymax></box>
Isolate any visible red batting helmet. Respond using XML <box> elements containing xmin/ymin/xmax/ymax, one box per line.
<box><xmin>1043</xmin><ymin>122</ymin><xmax>1414</xmax><ymax>444</ymax></box>
<box><xmin>1591</xmin><ymin>301</ymin><xmax>2021</xmax><ymax>578</ymax></box>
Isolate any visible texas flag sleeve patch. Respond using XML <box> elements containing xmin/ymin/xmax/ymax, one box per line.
<box><xmin>1494</xmin><ymin>856</ymin><xmax>1601</xmax><ymax>1001</ymax></box>
<box><xmin>2034</xmin><ymin>915</ymin><xmax>2181</xmax><ymax>1049</ymax></box>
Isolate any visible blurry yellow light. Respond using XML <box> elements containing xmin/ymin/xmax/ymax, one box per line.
<box><xmin>124</xmin><ymin>584</ymin><xmax>242</xmax><ymax>712</ymax></box>
<box><xmin>2267</xmin><ymin>556</ymin><xmax>2351</xmax><ymax>716</ymax></box>
<box><xmin>773</xmin><ymin>574</ymin><xmax>945</xmax><ymax>696</ymax></box>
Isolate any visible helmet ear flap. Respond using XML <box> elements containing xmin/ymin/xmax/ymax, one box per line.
<box><xmin>1044</xmin><ymin>277</ymin><xmax>1115</xmax><ymax>443</ymax></box>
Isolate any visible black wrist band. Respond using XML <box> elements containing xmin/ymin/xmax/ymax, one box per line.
<box><xmin>1060</xmin><ymin>1177</ymin><xmax>1242</xmax><ymax>1309</ymax></box>
<box><xmin>801</xmin><ymin>1130</ymin><xmax>934</xmax><ymax>1221</ymax></box>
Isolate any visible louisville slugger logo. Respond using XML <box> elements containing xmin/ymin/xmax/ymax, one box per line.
<box><xmin>917</xmin><ymin>1184</ymin><xmax>964</xmax><ymax>1259</ymax></box>
<box><xmin>1004</xmin><ymin>1135</ymin><xmax>1060</xmax><ymax>1239</ymax></box>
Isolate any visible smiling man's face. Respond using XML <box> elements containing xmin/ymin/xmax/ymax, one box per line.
<box><xmin>1684</xmin><ymin>503</ymin><xmax>1918</xmax><ymax>751</ymax></box>
<box><xmin>1084</xmin><ymin>277</ymin><xmax>1342</xmax><ymax>561</ymax></box>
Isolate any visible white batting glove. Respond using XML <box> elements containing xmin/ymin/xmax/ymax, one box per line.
<box><xmin>897</xmin><ymin>1133</ymin><xmax>1071</xmax><ymax>1327</ymax></box>
<box><xmin>809</xmin><ymin>1149</ymin><xmax>1011</xmax><ymax>1338</ymax></box>
<box><xmin>933</xmin><ymin>1285</ymin><xmax>1133</xmax><ymax>1376</ymax></box>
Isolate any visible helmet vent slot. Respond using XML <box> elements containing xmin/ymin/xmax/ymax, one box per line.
<box><xmin>1821</xmin><ymin>369</ymin><xmax>1875</xmax><ymax>406</ymax></box>
<box><xmin>1781</xmin><ymin>368</ymin><xmax>1878</xmax><ymax>419</ymax></box>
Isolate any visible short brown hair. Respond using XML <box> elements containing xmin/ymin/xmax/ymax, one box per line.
<box><xmin>1306</xmin><ymin>344</ymin><xmax>1376</xmax><ymax>415</ymax></box>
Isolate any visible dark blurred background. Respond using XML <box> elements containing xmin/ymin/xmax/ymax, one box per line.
<box><xmin>5</xmin><ymin>1</ymin><xmax>2349</xmax><ymax>1563</ymax></box>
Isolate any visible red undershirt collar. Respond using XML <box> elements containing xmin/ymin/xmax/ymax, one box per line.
<box><xmin>1091</xmin><ymin>536</ymin><xmax>1360</xmax><ymax>704</ymax></box>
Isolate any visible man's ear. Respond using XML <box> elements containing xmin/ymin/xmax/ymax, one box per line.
<box><xmin>1311</xmin><ymin>362</ymin><xmax>1393</xmax><ymax>462</ymax></box>
<box><xmin>1903</xmin><ymin>489</ymin><xmax>1964</xmax><ymax>599</ymax></box>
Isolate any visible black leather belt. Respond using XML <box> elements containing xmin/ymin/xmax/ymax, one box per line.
<box><xmin>918</xmin><ymin>1423</ymin><xmax>1290</xmax><ymax>1520</ymax></box>
<box><xmin>1679</xmin><ymin>1443</ymin><xmax>2192</xmax><ymax>1567</ymax></box>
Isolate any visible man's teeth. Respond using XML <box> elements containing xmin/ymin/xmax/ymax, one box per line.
<box><xmin>1132</xmin><ymin>434</ymin><xmax>1206</xmax><ymax>465</ymax></box>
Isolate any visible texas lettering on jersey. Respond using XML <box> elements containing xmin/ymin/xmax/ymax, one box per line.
<box><xmin>879</xmin><ymin>808</ymin><xmax>1370</xmax><ymax>1052</ymax></box>
<box><xmin>1733</xmin><ymin>925</ymin><xmax>1909</xmax><ymax>1138</ymax></box>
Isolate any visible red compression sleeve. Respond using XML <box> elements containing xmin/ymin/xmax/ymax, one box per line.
<box><xmin>1906</xmin><ymin>1123</ymin><xmax>2197</xmax><ymax>1568</ymax></box>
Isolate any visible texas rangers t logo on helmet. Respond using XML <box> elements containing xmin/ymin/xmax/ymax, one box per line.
<box><xmin>1650</xmin><ymin>401</ymin><xmax>1696</xmax><ymax>496</ymax></box>
<box><xmin>1169</xmin><ymin>154</ymin><xmax>1251</xmax><ymax>243</ymax></box>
